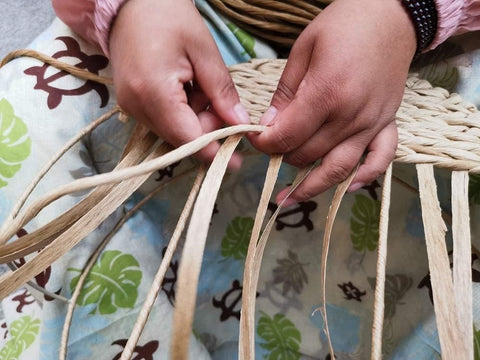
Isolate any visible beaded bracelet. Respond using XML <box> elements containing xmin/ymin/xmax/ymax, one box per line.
<box><xmin>401</xmin><ymin>0</ymin><xmax>438</xmax><ymax>54</ymax></box>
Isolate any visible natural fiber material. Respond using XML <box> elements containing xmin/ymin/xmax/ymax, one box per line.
<box><xmin>118</xmin><ymin>166</ymin><xmax>205</xmax><ymax>360</ymax></box>
<box><xmin>417</xmin><ymin>164</ymin><xmax>468</xmax><ymax>359</ymax></box>
<box><xmin>229</xmin><ymin>59</ymin><xmax>480</xmax><ymax>173</ymax></box>
<box><xmin>171</xmin><ymin>135</ymin><xmax>243</xmax><ymax>359</ymax></box>
<box><xmin>60</xmin><ymin>165</ymin><xmax>197</xmax><ymax>360</ymax></box>
<box><xmin>316</xmin><ymin>166</ymin><xmax>358</xmax><ymax>359</ymax></box>
<box><xmin>240</xmin><ymin>160</ymin><xmax>312</xmax><ymax>360</ymax></box>
<box><xmin>0</xmin><ymin>124</ymin><xmax>264</xmax><ymax>248</ymax></box>
<box><xmin>370</xmin><ymin>164</ymin><xmax>392</xmax><ymax>360</ymax></box>
<box><xmin>0</xmin><ymin>49</ymin><xmax>112</xmax><ymax>85</ymax></box>
<box><xmin>239</xmin><ymin>155</ymin><xmax>282</xmax><ymax>359</ymax></box>
<box><xmin>451</xmin><ymin>171</ymin><xmax>473</xmax><ymax>359</ymax></box>
<box><xmin>207</xmin><ymin>0</ymin><xmax>323</xmax><ymax>48</ymax></box>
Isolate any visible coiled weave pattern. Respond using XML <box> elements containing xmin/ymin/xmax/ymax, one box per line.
<box><xmin>230</xmin><ymin>58</ymin><xmax>480</xmax><ymax>172</ymax></box>
<box><xmin>207</xmin><ymin>0</ymin><xmax>325</xmax><ymax>48</ymax></box>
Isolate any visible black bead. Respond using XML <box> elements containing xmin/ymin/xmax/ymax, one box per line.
<box><xmin>402</xmin><ymin>0</ymin><xmax>438</xmax><ymax>54</ymax></box>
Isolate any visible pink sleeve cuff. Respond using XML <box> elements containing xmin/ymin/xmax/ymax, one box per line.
<box><xmin>53</xmin><ymin>0</ymin><xmax>480</xmax><ymax>54</ymax></box>
<box><xmin>430</xmin><ymin>0</ymin><xmax>480</xmax><ymax>49</ymax></box>
<box><xmin>93</xmin><ymin>0</ymin><xmax>129</xmax><ymax>55</ymax></box>
<box><xmin>52</xmin><ymin>0</ymin><xmax>128</xmax><ymax>56</ymax></box>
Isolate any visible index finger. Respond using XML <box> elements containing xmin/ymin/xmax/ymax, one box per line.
<box><xmin>140</xmin><ymin>76</ymin><xmax>221</xmax><ymax>163</ymax></box>
<box><xmin>249</xmin><ymin>70</ymin><xmax>331</xmax><ymax>154</ymax></box>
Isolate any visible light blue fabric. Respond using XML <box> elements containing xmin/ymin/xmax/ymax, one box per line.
<box><xmin>196</xmin><ymin>0</ymin><xmax>251</xmax><ymax>66</ymax></box>
<box><xmin>0</xmin><ymin>7</ymin><xmax>480</xmax><ymax>360</ymax></box>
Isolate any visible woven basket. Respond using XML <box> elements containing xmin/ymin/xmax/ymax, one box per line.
<box><xmin>206</xmin><ymin>0</ymin><xmax>326</xmax><ymax>49</ymax></box>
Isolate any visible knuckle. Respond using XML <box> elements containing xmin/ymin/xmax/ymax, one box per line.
<box><xmin>127</xmin><ymin>76</ymin><xmax>151</xmax><ymax>97</ymax></box>
<box><xmin>366</xmin><ymin>165</ymin><xmax>385</xmax><ymax>182</ymax></box>
<box><xmin>371</xmin><ymin>153</ymin><xmax>395</xmax><ymax>178</ymax></box>
<box><xmin>271</xmin><ymin>130</ymin><xmax>297</xmax><ymax>153</ymax></box>
<box><xmin>310</xmin><ymin>73</ymin><xmax>343</xmax><ymax>109</ymax></box>
<box><xmin>213</xmin><ymin>77</ymin><xmax>237</xmax><ymax>102</ymax></box>
<box><xmin>116</xmin><ymin>76</ymin><xmax>151</xmax><ymax>109</ymax></box>
<box><xmin>274</xmin><ymin>80</ymin><xmax>296</xmax><ymax>104</ymax></box>
<box><xmin>327</xmin><ymin>161</ymin><xmax>352</xmax><ymax>183</ymax></box>
<box><xmin>295</xmin><ymin>186</ymin><xmax>316</xmax><ymax>202</ymax></box>
<box><xmin>286</xmin><ymin>150</ymin><xmax>313</xmax><ymax>168</ymax></box>
<box><xmin>383</xmin><ymin>145</ymin><xmax>397</xmax><ymax>163</ymax></box>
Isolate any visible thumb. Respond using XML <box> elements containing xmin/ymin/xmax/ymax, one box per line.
<box><xmin>189</xmin><ymin>37</ymin><xmax>250</xmax><ymax>126</ymax></box>
<box><xmin>259</xmin><ymin>37</ymin><xmax>313</xmax><ymax>126</ymax></box>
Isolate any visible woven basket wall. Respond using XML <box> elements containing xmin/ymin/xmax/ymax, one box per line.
<box><xmin>207</xmin><ymin>0</ymin><xmax>329</xmax><ymax>50</ymax></box>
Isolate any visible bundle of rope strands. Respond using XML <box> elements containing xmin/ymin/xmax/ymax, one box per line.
<box><xmin>0</xmin><ymin>52</ymin><xmax>479</xmax><ymax>360</ymax></box>
<box><xmin>206</xmin><ymin>0</ymin><xmax>331</xmax><ymax>50</ymax></box>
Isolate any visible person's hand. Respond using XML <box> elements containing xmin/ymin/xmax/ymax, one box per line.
<box><xmin>249</xmin><ymin>0</ymin><xmax>416</xmax><ymax>205</ymax></box>
<box><xmin>109</xmin><ymin>0</ymin><xmax>250</xmax><ymax>168</ymax></box>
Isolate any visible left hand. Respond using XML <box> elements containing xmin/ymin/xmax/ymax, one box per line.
<box><xmin>248</xmin><ymin>0</ymin><xmax>416</xmax><ymax>205</ymax></box>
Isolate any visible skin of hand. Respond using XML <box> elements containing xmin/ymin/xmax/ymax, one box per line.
<box><xmin>109</xmin><ymin>0</ymin><xmax>251</xmax><ymax>169</ymax></box>
<box><xmin>248</xmin><ymin>0</ymin><xmax>417</xmax><ymax>205</ymax></box>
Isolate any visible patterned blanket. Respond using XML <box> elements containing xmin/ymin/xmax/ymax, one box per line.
<box><xmin>0</xmin><ymin>2</ymin><xmax>480</xmax><ymax>359</ymax></box>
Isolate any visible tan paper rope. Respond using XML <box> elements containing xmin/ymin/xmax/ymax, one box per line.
<box><xmin>0</xmin><ymin>127</ymin><xmax>158</xmax><ymax>263</ymax></box>
<box><xmin>0</xmin><ymin>49</ymin><xmax>112</xmax><ymax>85</ymax></box>
<box><xmin>6</xmin><ymin>106</ymin><xmax>120</xmax><ymax>222</ymax></box>
<box><xmin>60</xmin><ymin>165</ymin><xmax>201</xmax><ymax>360</ymax></box>
<box><xmin>59</xmin><ymin>165</ymin><xmax>197</xmax><ymax>359</ymax></box>
<box><xmin>0</xmin><ymin>50</ymin><xmax>478</xmax><ymax>360</ymax></box>
<box><xmin>240</xmin><ymin>160</ymin><xmax>314</xmax><ymax>360</ymax></box>
<box><xmin>239</xmin><ymin>154</ymin><xmax>283</xmax><ymax>359</ymax></box>
<box><xmin>370</xmin><ymin>164</ymin><xmax>393</xmax><ymax>360</ymax></box>
<box><xmin>315</xmin><ymin>165</ymin><xmax>358</xmax><ymax>359</ymax></box>
<box><xmin>417</xmin><ymin>164</ymin><xmax>469</xmax><ymax>359</ymax></box>
<box><xmin>451</xmin><ymin>171</ymin><xmax>473</xmax><ymax>359</ymax></box>
<box><xmin>206</xmin><ymin>0</ymin><xmax>323</xmax><ymax>48</ymax></box>
<box><xmin>171</xmin><ymin>134</ymin><xmax>244</xmax><ymax>359</ymax></box>
<box><xmin>119</xmin><ymin>166</ymin><xmax>206</xmax><ymax>360</ymax></box>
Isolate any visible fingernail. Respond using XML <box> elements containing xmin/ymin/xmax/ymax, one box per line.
<box><xmin>228</xmin><ymin>153</ymin><xmax>243</xmax><ymax>172</ymax></box>
<box><xmin>234</xmin><ymin>103</ymin><xmax>250</xmax><ymax>124</ymax></box>
<box><xmin>279</xmin><ymin>197</ymin><xmax>297</xmax><ymax>209</ymax></box>
<box><xmin>260</xmin><ymin>106</ymin><xmax>277</xmax><ymax>126</ymax></box>
<box><xmin>348</xmin><ymin>182</ymin><xmax>365</xmax><ymax>193</ymax></box>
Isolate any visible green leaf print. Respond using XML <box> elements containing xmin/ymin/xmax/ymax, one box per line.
<box><xmin>221</xmin><ymin>216</ymin><xmax>254</xmax><ymax>260</ymax></box>
<box><xmin>0</xmin><ymin>316</ymin><xmax>40</xmax><ymax>360</ymax></box>
<box><xmin>227</xmin><ymin>23</ymin><xmax>256</xmax><ymax>57</ymax></box>
<box><xmin>272</xmin><ymin>251</ymin><xmax>308</xmax><ymax>295</ymax></box>
<box><xmin>350</xmin><ymin>194</ymin><xmax>380</xmax><ymax>251</ymax></box>
<box><xmin>368</xmin><ymin>274</ymin><xmax>412</xmax><ymax>319</ymax></box>
<box><xmin>257</xmin><ymin>311</ymin><xmax>301</xmax><ymax>360</ymax></box>
<box><xmin>475</xmin><ymin>325</ymin><xmax>480</xmax><ymax>360</ymax></box>
<box><xmin>69</xmin><ymin>250</ymin><xmax>142</xmax><ymax>314</ymax></box>
<box><xmin>417</xmin><ymin>62</ymin><xmax>459</xmax><ymax>92</ymax></box>
<box><xmin>469</xmin><ymin>174</ymin><xmax>480</xmax><ymax>206</ymax></box>
<box><xmin>0</xmin><ymin>98</ymin><xmax>31</xmax><ymax>188</ymax></box>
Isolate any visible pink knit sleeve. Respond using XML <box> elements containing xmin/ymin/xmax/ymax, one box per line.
<box><xmin>52</xmin><ymin>0</ymin><xmax>480</xmax><ymax>53</ymax></box>
<box><xmin>51</xmin><ymin>0</ymin><xmax>127</xmax><ymax>55</ymax></box>
<box><xmin>430</xmin><ymin>0</ymin><xmax>480</xmax><ymax>49</ymax></box>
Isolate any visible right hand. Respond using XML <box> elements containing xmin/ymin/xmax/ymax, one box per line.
<box><xmin>109</xmin><ymin>0</ymin><xmax>250</xmax><ymax>168</ymax></box>
<box><xmin>248</xmin><ymin>0</ymin><xmax>416</xmax><ymax>204</ymax></box>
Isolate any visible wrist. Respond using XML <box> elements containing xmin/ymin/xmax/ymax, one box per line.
<box><xmin>370</xmin><ymin>0</ymin><xmax>418</xmax><ymax>60</ymax></box>
<box><xmin>400</xmin><ymin>0</ymin><xmax>438</xmax><ymax>54</ymax></box>
<box><xmin>93</xmin><ymin>0</ymin><xmax>130</xmax><ymax>56</ymax></box>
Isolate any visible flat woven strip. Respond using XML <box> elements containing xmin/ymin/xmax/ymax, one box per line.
<box><xmin>230</xmin><ymin>59</ymin><xmax>480</xmax><ymax>173</ymax></box>
<box><xmin>451</xmin><ymin>171</ymin><xmax>473</xmax><ymax>359</ymax></box>
<box><xmin>416</xmin><ymin>164</ymin><xmax>467</xmax><ymax>359</ymax></box>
